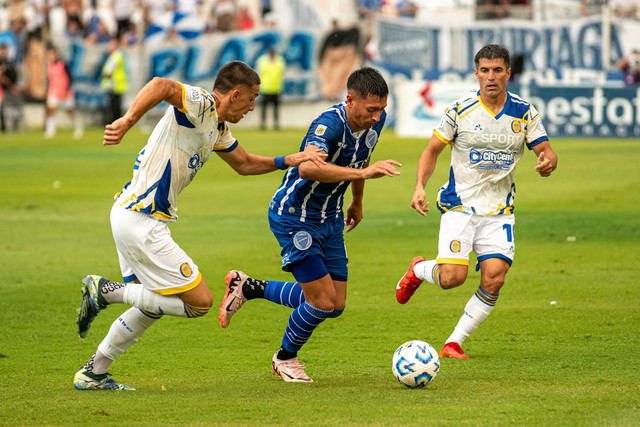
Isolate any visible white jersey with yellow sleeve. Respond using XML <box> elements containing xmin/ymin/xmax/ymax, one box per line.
<box><xmin>115</xmin><ymin>83</ymin><xmax>237</xmax><ymax>221</ymax></box>
<box><xmin>433</xmin><ymin>90</ymin><xmax>549</xmax><ymax>216</ymax></box>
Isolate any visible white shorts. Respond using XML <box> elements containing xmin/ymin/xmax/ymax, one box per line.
<box><xmin>110</xmin><ymin>203</ymin><xmax>201</xmax><ymax>295</ymax></box>
<box><xmin>47</xmin><ymin>93</ymin><xmax>75</xmax><ymax>110</ymax></box>
<box><xmin>436</xmin><ymin>211</ymin><xmax>515</xmax><ymax>270</ymax></box>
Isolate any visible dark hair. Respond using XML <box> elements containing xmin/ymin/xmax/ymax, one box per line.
<box><xmin>347</xmin><ymin>66</ymin><xmax>388</xmax><ymax>99</ymax></box>
<box><xmin>474</xmin><ymin>44</ymin><xmax>511</xmax><ymax>68</ymax></box>
<box><xmin>213</xmin><ymin>61</ymin><xmax>261</xmax><ymax>94</ymax></box>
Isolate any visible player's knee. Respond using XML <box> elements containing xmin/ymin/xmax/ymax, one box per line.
<box><xmin>439</xmin><ymin>272</ymin><xmax>466</xmax><ymax>289</ymax></box>
<box><xmin>481</xmin><ymin>276</ymin><xmax>505</xmax><ymax>294</ymax></box>
<box><xmin>310</xmin><ymin>297</ymin><xmax>335</xmax><ymax>312</ymax></box>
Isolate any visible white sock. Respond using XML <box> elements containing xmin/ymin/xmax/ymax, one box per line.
<box><xmin>89</xmin><ymin>307</ymin><xmax>160</xmax><ymax>374</ymax></box>
<box><xmin>45</xmin><ymin>117</ymin><xmax>55</xmax><ymax>134</ymax></box>
<box><xmin>414</xmin><ymin>259</ymin><xmax>440</xmax><ymax>286</ymax></box>
<box><xmin>445</xmin><ymin>286</ymin><xmax>499</xmax><ymax>345</ymax></box>
<box><xmin>123</xmin><ymin>283</ymin><xmax>188</xmax><ymax>317</ymax></box>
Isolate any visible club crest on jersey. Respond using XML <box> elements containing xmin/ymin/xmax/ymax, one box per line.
<box><xmin>449</xmin><ymin>240</ymin><xmax>461</xmax><ymax>253</ymax></box>
<box><xmin>180</xmin><ymin>263</ymin><xmax>193</xmax><ymax>277</ymax></box>
<box><xmin>315</xmin><ymin>125</ymin><xmax>327</xmax><ymax>136</ymax></box>
<box><xmin>511</xmin><ymin>119</ymin><xmax>522</xmax><ymax>133</ymax></box>
<box><xmin>365</xmin><ymin>130</ymin><xmax>378</xmax><ymax>148</ymax></box>
<box><xmin>293</xmin><ymin>231</ymin><xmax>312</xmax><ymax>251</ymax></box>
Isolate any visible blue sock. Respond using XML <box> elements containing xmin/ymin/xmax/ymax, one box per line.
<box><xmin>282</xmin><ymin>302</ymin><xmax>333</xmax><ymax>353</ymax></box>
<box><xmin>264</xmin><ymin>280</ymin><xmax>305</xmax><ymax>308</ymax></box>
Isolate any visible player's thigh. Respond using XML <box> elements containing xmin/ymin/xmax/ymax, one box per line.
<box><xmin>436</xmin><ymin>211</ymin><xmax>474</xmax><ymax>268</ymax></box>
<box><xmin>438</xmin><ymin>263</ymin><xmax>469</xmax><ymax>288</ymax></box>
<box><xmin>297</xmin><ymin>273</ymin><xmax>336</xmax><ymax>311</ymax></box>
<box><xmin>478</xmin><ymin>258</ymin><xmax>510</xmax><ymax>294</ymax></box>
<box><xmin>323</xmin><ymin>218</ymin><xmax>348</xmax><ymax>283</ymax></box>
<box><xmin>268</xmin><ymin>212</ymin><xmax>325</xmax><ymax>273</ymax></box>
<box><xmin>110</xmin><ymin>203</ymin><xmax>201</xmax><ymax>295</ymax></box>
<box><xmin>332</xmin><ymin>280</ymin><xmax>347</xmax><ymax>309</ymax></box>
<box><xmin>473</xmin><ymin>214</ymin><xmax>515</xmax><ymax>267</ymax></box>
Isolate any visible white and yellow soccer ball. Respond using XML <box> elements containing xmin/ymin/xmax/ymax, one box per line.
<box><xmin>391</xmin><ymin>340</ymin><xmax>440</xmax><ymax>388</ymax></box>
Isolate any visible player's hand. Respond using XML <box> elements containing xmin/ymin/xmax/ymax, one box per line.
<box><xmin>344</xmin><ymin>200</ymin><xmax>363</xmax><ymax>233</ymax></box>
<box><xmin>362</xmin><ymin>160</ymin><xmax>402</xmax><ymax>179</ymax></box>
<box><xmin>411</xmin><ymin>187</ymin><xmax>430</xmax><ymax>216</ymax></box>
<box><xmin>535</xmin><ymin>151</ymin><xmax>553</xmax><ymax>177</ymax></box>
<box><xmin>288</xmin><ymin>145</ymin><xmax>328</xmax><ymax>168</ymax></box>
<box><xmin>103</xmin><ymin>116</ymin><xmax>133</xmax><ymax>146</ymax></box>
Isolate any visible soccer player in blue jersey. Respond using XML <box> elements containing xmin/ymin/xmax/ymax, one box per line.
<box><xmin>396</xmin><ymin>44</ymin><xmax>558</xmax><ymax>359</ymax></box>
<box><xmin>218</xmin><ymin>67</ymin><xmax>401</xmax><ymax>382</ymax></box>
<box><xmin>73</xmin><ymin>61</ymin><xmax>327</xmax><ymax>391</ymax></box>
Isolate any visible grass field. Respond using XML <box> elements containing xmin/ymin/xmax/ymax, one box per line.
<box><xmin>0</xmin><ymin>127</ymin><xmax>639</xmax><ymax>425</ymax></box>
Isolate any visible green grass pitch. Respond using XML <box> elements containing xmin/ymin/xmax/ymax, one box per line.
<box><xmin>0</xmin><ymin>127</ymin><xmax>639</xmax><ymax>425</ymax></box>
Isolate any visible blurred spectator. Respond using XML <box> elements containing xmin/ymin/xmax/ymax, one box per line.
<box><xmin>581</xmin><ymin>0</ymin><xmax>607</xmax><ymax>16</ymax></box>
<box><xmin>213</xmin><ymin>0</ymin><xmax>237</xmax><ymax>32</ymax></box>
<box><xmin>113</xmin><ymin>0</ymin><xmax>135</xmax><ymax>38</ymax></box>
<box><xmin>87</xmin><ymin>19</ymin><xmax>112</xmax><ymax>44</ymax></box>
<box><xmin>612</xmin><ymin>0</ymin><xmax>638</xmax><ymax>18</ymax></box>
<box><xmin>261</xmin><ymin>0</ymin><xmax>272</xmax><ymax>18</ymax></box>
<box><xmin>175</xmin><ymin>0</ymin><xmax>200</xmax><ymax>15</ymax></box>
<box><xmin>358</xmin><ymin>0</ymin><xmax>383</xmax><ymax>19</ymax></box>
<box><xmin>256</xmin><ymin>47</ymin><xmax>285</xmax><ymax>130</ymax></box>
<box><xmin>617</xmin><ymin>49</ymin><xmax>640</xmax><ymax>85</ymax></box>
<box><xmin>237</xmin><ymin>6</ymin><xmax>254</xmax><ymax>30</ymax></box>
<box><xmin>476</xmin><ymin>0</ymin><xmax>511</xmax><ymax>20</ymax></box>
<box><xmin>396</xmin><ymin>1</ymin><xmax>418</xmax><ymax>18</ymax></box>
<box><xmin>45</xmin><ymin>44</ymin><xmax>83</xmax><ymax>139</ymax></box>
<box><xmin>122</xmin><ymin>22</ymin><xmax>140</xmax><ymax>46</ymax></box>
<box><xmin>143</xmin><ymin>0</ymin><xmax>173</xmax><ymax>35</ymax></box>
<box><xmin>101</xmin><ymin>36</ymin><xmax>129</xmax><ymax>125</ymax></box>
<box><xmin>65</xmin><ymin>14</ymin><xmax>85</xmax><ymax>41</ymax></box>
<box><xmin>318</xmin><ymin>20</ymin><xmax>361</xmax><ymax>100</ymax></box>
<box><xmin>10</xmin><ymin>17</ymin><xmax>27</xmax><ymax>63</ymax></box>
<box><xmin>0</xmin><ymin>43</ymin><xmax>23</xmax><ymax>132</ymax></box>
<box><xmin>62</xmin><ymin>0</ymin><xmax>83</xmax><ymax>21</ymax></box>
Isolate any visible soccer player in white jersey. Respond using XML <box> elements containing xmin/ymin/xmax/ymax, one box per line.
<box><xmin>73</xmin><ymin>61</ymin><xmax>327</xmax><ymax>391</ymax></box>
<box><xmin>395</xmin><ymin>44</ymin><xmax>558</xmax><ymax>359</ymax></box>
<box><xmin>218</xmin><ymin>67</ymin><xmax>402</xmax><ymax>382</ymax></box>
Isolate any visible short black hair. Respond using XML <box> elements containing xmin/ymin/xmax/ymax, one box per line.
<box><xmin>474</xmin><ymin>44</ymin><xmax>511</xmax><ymax>69</ymax></box>
<box><xmin>213</xmin><ymin>61</ymin><xmax>261</xmax><ymax>94</ymax></box>
<box><xmin>347</xmin><ymin>66</ymin><xmax>388</xmax><ymax>99</ymax></box>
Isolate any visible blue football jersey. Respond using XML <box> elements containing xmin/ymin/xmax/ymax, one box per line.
<box><xmin>270</xmin><ymin>102</ymin><xmax>386</xmax><ymax>222</ymax></box>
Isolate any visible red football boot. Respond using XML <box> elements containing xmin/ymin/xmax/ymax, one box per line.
<box><xmin>439</xmin><ymin>342</ymin><xmax>471</xmax><ymax>359</ymax></box>
<box><xmin>396</xmin><ymin>256</ymin><xmax>426</xmax><ymax>304</ymax></box>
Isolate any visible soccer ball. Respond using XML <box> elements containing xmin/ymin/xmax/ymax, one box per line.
<box><xmin>391</xmin><ymin>340</ymin><xmax>440</xmax><ymax>388</ymax></box>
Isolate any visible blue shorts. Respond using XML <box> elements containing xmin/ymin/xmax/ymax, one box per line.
<box><xmin>268</xmin><ymin>210</ymin><xmax>348</xmax><ymax>282</ymax></box>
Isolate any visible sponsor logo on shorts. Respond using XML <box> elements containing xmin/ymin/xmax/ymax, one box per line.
<box><xmin>365</xmin><ymin>129</ymin><xmax>378</xmax><ymax>148</ymax></box>
<box><xmin>180</xmin><ymin>262</ymin><xmax>192</xmax><ymax>277</ymax></box>
<box><xmin>449</xmin><ymin>240</ymin><xmax>461</xmax><ymax>253</ymax></box>
<box><xmin>293</xmin><ymin>231</ymin><xmax>312</xmax><ymax>251</ymax></box>
<box><xmin>315</xmin><ymin>125</ymin><xmax>327</xmax><ymax>136</ymax></box>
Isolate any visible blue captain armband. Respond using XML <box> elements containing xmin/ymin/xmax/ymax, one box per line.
<box><xmin>275</xmin><ymin>155</ymin><xmax>288</xmax><ymax>170</ymax></box>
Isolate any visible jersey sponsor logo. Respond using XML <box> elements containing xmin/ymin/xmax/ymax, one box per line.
<box><xmin>469</xmin><ymin>149</ymin><xmax>515</xmax><ymax>170</ymax></box>
<box><xmin>511</xmin><ymin>119</ymin><xmax>522</xmax><ymax>133</ymax></box>
<box><xmin>315</xmin><ymin>125</ymin><xmax>327</xmax><ymax>136</ymax></box>
<box><xmin>365</xmin><ymin>129</ymin><xmax>378</xmax><ymax>148</ymax></box>
<box><xmin>293</xmin><ymin>231</ymin><xmax>312</xmax><ymax>251</ymax></box>
<box><xmin>449</xmin><ymin>240</ymin><xmax>461</xmax><ymax>253</ymax></box>
<box><xmin>188</xmin><ymin>153</ymin><xmax>204</xmax><ymax>180</ymax></box>
<box><xmin>180</xmin><ymin>262</ymin><xmax>193</xmax><ymax>277</ymax></box>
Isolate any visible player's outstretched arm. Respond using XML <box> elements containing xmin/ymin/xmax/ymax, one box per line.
<box><xmin>103</xmin><ymin>77</ymin><xmax>184</xmax><ymax>146</ymax></box>
<box><xmin>532</xmin><ymin>140</ymin><xmax>558</xmax><ymax>177</ymax></box>
<box><xmin>412</xmin><ymin>134</ymin><xmax>447</xmax><ymax>216</ymax></box>
<box><xmin>218</xmin><ymin>144</ymin><xmax>327</xmax><ymax>175</ymax></box>
<box><xmin>299</xmin><ymin>159</ymin><xmax>401</xmax><ymax>183</ymax></box>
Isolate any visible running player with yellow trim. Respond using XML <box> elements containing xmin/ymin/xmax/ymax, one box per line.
<box><xmin>73</xmin><ymin>61</ymin><xmax>327</xmax><ymax>391</ymax></box>
<box><xmin>395</xmin><ymin>45</ymin><xmax>558</xmax><ymax>359</ymax></box>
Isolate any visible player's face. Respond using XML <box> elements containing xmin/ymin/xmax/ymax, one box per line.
<box><xmin>226</xmin><ymin>84</ymin><xmax>260</xmax><ymax>123</ymax></box>
<box><xmin>346</xmin><ymin>93</ymin><xmax>387</xmax><ymax>132</ymax></box>
<box><xmin>475</xmin><ymin>58</ymin><xmax>510</xmax><ymax>100</ymax></box>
